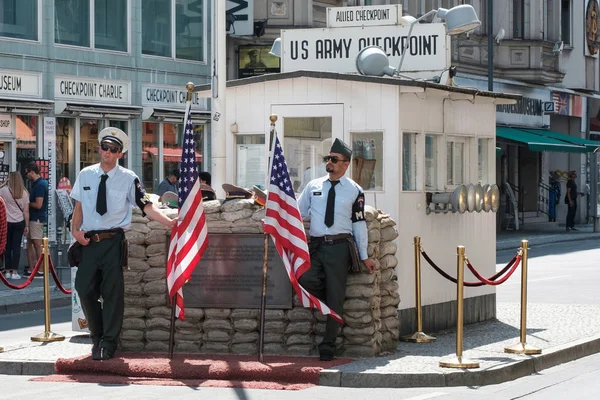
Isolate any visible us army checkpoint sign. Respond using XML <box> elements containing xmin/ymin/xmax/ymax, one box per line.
<box><xmin>280</xmin><ymin>23</ymin><xmax>448</xmax><ymax>75</ymax></box>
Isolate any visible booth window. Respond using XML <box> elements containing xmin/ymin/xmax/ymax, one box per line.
<box><xmin>351</xmin><ymin>131</ymin><xmax>383</xmax><ymax>191</ymax></box>
<box><xmin>478</xmin><ymin>138</ymin><xmax>490</xmax><ymax>184</ymax></box>
<box><xmin>402</xmin><ymin>132</ymin><xmax>417</xmax><ymax>191</ymax></box>
<box><xmin>283</xmin><ymin>117</ymin><xmax>332</xmax><ymax>193</ymax></box>
<box><xmin>236</xmin><ymin>134</ymin><xmax>266</xmax><ymax>190</ymax></box>
<box><xmin>446</xmin><ymin>137</ymin><xmax>466</xmax><ymax>186</ymax></box>
<box><xmin>0</xmin><ymin>0</ymin><xmax>38</xmax><ymax>41</ymax></box>
<box><xmin>425</xmin><ymin>134</ymin><xmax>439</xmax><ymax>191</ymax></box>
<box><xmin>142</xmin><ymin>0</ymin><xmax>206</xmax><ymax>62</ymax></box>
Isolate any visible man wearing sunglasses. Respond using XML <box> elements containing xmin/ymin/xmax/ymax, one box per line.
<box><xmin>70</xmin><ymin>127</ymin><xmax>177</xmax><ymax>361</ymax></box>
<box><xmin>297</xmin><ymin>138</ymin><xmax>377</xmax><ymax>362</ymax></box>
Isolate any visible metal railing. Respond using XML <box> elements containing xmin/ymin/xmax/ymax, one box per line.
<box><xmin>504</xmin><ymin>182</ymin><xmax>525</xmax><ymax>230</ymax></box>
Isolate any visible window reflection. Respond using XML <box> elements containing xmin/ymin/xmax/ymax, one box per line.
<box><xmin>175</xmin><ymin>0</ymin><xmax>204</xmax><ymax>61</ymax></box>
<box><xmin>80</xmin><ymin>119</ymin><xmax>99</xmax><ymax>170</ymax></box>
<box><xmin>55</xmin><ymin>0</ymin><xmax>90</xmax><ymax>46</ymax></box>
<box><xmin>142</xmin><ymin>0</ymin><xmax>171</xmax><ymax>57</ymax></box>
<box><xmin>95</xmin><ymin>0</ymin><xmax>127</xmax><ymax>51</ymax></box>
<box><xmin>16</xmin><ymin>115</ymin><xmax>37</xmax><ymax>172</ymax></box>
<box><xmin>0</xmin><ymin>0</ymin><xmax>38</xmax><ymax>41</ymax></box>
<box><xmin>352</xmin><ymin>132</ymin><xmax>383</xmax><ymax>191</ymax></box>
<box><xmin>142</xmin><ymin>122</ymin><xmax>160</xmax><ymax>191</ymax></box>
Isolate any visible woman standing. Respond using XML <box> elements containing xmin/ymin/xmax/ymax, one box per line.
<box><xmin>0</xmin><ymin>172</ymin><xmax>29</xmax><ymax>279</ymax></box>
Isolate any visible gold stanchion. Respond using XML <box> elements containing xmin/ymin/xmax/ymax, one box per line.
<box><xmin>401</xmin><ymin>236</ymin><xmax>435</xmax><ymax>343</ymax></box>
<box><xmin>31</xmin><ymin>238</ymin><xmax>65</xmax><ymax>342</ymax></box>
<box><xmin>0</xmin><ymin>346</ymin><xmax>3</xmax><ymax>353</ymax></box>
<box><xmin>439</xmin><ymin>246</ymin><xmax>479</xmax><ymax>368</ymax></box>
<box><xmin>505</xmin><ymin>240</ymin><xmax>541</xmax><ymax>355</ymax></box>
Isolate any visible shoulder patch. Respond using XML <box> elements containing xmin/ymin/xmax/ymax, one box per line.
<box><xmin>351</xmin><ymin>192</ymin><xmax>366</xmax><ymax>222</ymax></box>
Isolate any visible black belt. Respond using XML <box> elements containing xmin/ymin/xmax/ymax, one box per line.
<box><xmin>311</xmin><ymin>233</ymin><xmax>352</xmax><ymax>245</ymax></box>
<box><xmin>85</xmin><ymin>229</ymin><xmax>123</xmax><ymax>243</ymax></box>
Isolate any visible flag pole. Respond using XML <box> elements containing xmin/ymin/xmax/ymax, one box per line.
<box><xmin>258</xmin><ymin>114</ymin><xmax>278</xmax><ymax>363</ymax></box>
<box><xmin>167</xmin><ymin>82</ymin><xmax>195</xmax><ymax>360</ymax></box>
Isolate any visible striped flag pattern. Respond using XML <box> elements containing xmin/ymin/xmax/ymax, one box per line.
<box><xmin>166</xmin><ymin>103</ymin><xmax>208</xmax><ymax>320</ymax></box>
<box><xmin>264</xmin><ymin>134</ymin><xmax>343</xmax><ymax>324</ymax></box>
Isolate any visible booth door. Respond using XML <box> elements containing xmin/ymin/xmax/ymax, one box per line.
<box><xmin>271</xmin><ymin>104</ymin><xmax>343</xmax><ymax>194</ymax></box>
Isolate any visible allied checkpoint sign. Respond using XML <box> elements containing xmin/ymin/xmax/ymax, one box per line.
<box><xmin>280</xmin><ymin>23</ymin><xmax>448</xmax><ymax>76</ymax></box>
<box><xmin>326</xmin><ymin>4</ymin><xmax>402</xmax><ymax>28</ymax></box>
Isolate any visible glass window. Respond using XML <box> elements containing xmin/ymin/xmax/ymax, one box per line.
<box><xmin>425</xmin><ymin>134</ymin><xmax>438</xmax><ymax>191</ymax></box>
<box><xmin>402</xmin><ymin>132</ymin><xmax>417</xmax><ymax>191</ymax></box>
<box><xmin>351</xmin><ymin>132</ymin><xmax>383</xmax><ymax>191</ymax></box>
<box><xmin>236</xmin><ymin>134</ymin><xmax>266</xmax><ymax>189</ymax></box>
<box><xmin>176</xmin><ymin>0</ymin><xmax>204</xmax><ymax>61</ymax></box>
<box><xmin>478</xmin><ymin>138</ymin><xmax>490</xmax><ymax>184</ymax></box>
<box><xmin>95</xmin><ymin>0</ymin><xmax>127</xmax><ymax>51</ymax></box>
<box><xmin>283</xmin><ymin>117</ymin><xmax>332</xmax><ymax>193</ymax></box>
<box><xmin>513</xmin><ymin>0</ymin><xmax>524</xmax><ymax>39</ymax></box>
<box><xmin>55</xmin><ymin>0</ymin><xmax>90</xmax><ymax>47</ymax></box>
<box><xmin>0</xmin><ymin>0</ymin><xmax>38</xmax><ymax>40</ymax></box>
<box><xmin>142</xmin><ymin>0</ymin><xmax>172</xmax><ymax>57</ymax></box>
<box><xmin>16</xmin><ymin>115</ymin><xmax>37</xmax><ymax>171</ymax></box>
<box><xmin>80</xmin><ymin>119</ymin><xmax>100</xmax><ymax>170</ymax></box>
<box><xmin>56</xmin><ymin>118</ymin><xmax>76</xmax><ymax>184</ymax></box>
<box><xmin>561</xmin><ymin>0</ymin><xmax>571</xmax><ymax>44</ymax></box>
<box><xmin>142</xmin><ymin>122</ymin><xmax>160</xmax><ymax>192</ymax></box>
<box><xmin>446</xmin><ymin>137</ymin><xmax>465</xmax><ymax>186</ymax></box>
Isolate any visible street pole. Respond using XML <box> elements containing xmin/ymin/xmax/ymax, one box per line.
<box><xmin>211</xmin><ymin>0</ymin><xmax>227</xmax><ymax>198</ymax></box>
<box><xmin>488</xmin><ymin>0</ymin><xmax>493</xmax><ymax>92</ymax></box>
<box><xmin>586</xmin><ymin>98</ymin><xmax>600</xmax><ymax>232</ymax></box>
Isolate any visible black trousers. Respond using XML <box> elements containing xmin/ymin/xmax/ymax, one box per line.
<box><xmin>298</xmin><ymin>240</ymin><xmax>350</xmax><ymax>353</ymax></box>
<box><xmin>566</xmin><ymin>202</ymin><xmax>577</xmax><ymax>228</ymax></box>
<box><xmin>74</xmin><ymin>232</ymin><xmax>124</xmax><ymax>351</ymax></box>
<box><xmin>4</xmin><ymin>221</ymin><xmax>25</xmax><ymax>271</ymax></box>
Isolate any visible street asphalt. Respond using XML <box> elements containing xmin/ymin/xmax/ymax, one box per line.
<box><xmin>0</xmin><ymin>224</ymin><xmax>599</xmax><ymax>388</ymax></box>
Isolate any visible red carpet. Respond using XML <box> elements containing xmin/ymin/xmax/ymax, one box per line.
<box><xmin>32</xmin><ymin>353</ymin><xmax>352</xmax><ymax>390</ymax></box>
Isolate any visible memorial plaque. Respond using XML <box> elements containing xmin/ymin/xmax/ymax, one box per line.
<box><xmin>183</xmin><ymin>234</ymin><xmax>293</xmax><ymax>308</ymax></box>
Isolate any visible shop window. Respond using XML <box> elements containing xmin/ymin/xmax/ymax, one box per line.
<box><xmin>80</xmin><ymin>119</ymin><xmax>100</xmax><ymax>170</ymax></box>
<box><xmin>0</xmin><ymin>0</ymin><xmax>38</xmax><ymax>41</ymax></box>
<box><xmin>55</xmin><ymin>0</ymin><xmax>90</xmax><ymax>47</ymax></box>
<box><xmin>283</xmin><ymin>117</ymin><xmax>332</xmax><ymax>193</ymax></box>
<box><xmin>16</xmin><ymin>115</ymin><xmax>37</xmax><ymax>171</ymax></box>
<box><xmin>142</xmin><ymin>122</ymin><xmax>160</xmax><ymax>192</ymax></box>
<box><xmin>425</xmin><ymin>134</ymin><xmax>439</xmax><ymax>191</ymax></box>
<box><xmin>142</xmin><ymin>0</ymin><xmax>206</xmax><ymax>62</ymax></box>
<box><xmin>236</xmin><ymin>134</ymin><xmax>266</xmax><ymax>190</ymax></box>
<box><xmin>446</xmin><ymin>137</ymin><xmax>466</xmax><ymax>187</ymax></box>
<box><xmin>95</xmin><ymin>0</ymin><xmax>127</xmax><ymax>51</ymax></box>
<box><xmin>56</xmin><ymin>117</ymin><xmax>76</xmax><ymax>185</ymax></box>
<box><xmin>402</xmin><ymin>132</ymin><xmax>417</xmax><ymax>191</ymax></box>
<box><xmin>478</xmin><ymin>138</ymin><xmax>490</xmax><ymax>184</ymax></box>
<box><xmin>351</xmin><ymin>132</ymin><xmax>383</xmax><ymax>191</ymax></box>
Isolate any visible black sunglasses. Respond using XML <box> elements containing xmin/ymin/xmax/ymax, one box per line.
<box><xmin>323</xmin><ymin>155</ymin><xmax>348</xmax><ymax>164</ymax></box>
<box><xmin>101</xmin><ymin>142</ymin><xmax>121</xmax><ymax>154</ymax></box>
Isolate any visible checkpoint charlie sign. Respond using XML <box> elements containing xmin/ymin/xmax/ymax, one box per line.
<box><xmin>281</xmin><ymin>23</ymin><xmax>447</xmax><ymax>74</ymax></box>
<box><xmin>327</xmin><ymin>4</ymin><xmax>402</xmax><ymax>28</ymax></box>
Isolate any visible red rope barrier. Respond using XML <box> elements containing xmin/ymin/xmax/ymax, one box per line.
<box><xmin>465</xmin><ymin>256</ymin><xmax>521</xmax><ymax>286</ymax></box>
<box><xmin>0</xmin><ymin>254</ymin><xmax>44</xmax><ymax>290</ymax></box>
<box><xmin>48</xmin><ymin>257</ymin><xmax>72</xmax><ymax>295</ymax></box>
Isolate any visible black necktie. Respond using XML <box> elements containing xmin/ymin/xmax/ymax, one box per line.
<box><xmin>325</xmin><ymin>180</ymin><xmax>339</xmax><ymax>227</ymax></box>
<box><xmin>96</xmin><ymin>174</ymin><xmax>108</xmax><ymax>216</ymax></box>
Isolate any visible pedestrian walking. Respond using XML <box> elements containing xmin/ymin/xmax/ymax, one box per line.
<box><xmin>70</xmin><ymin>127</ymin><xmax>176</xmax><ymax>360</ymax></box>
<box><xmin>23</xmin><ymin>162</ymin><xmax>47</xmax><ymax>278</ymax></box>
<box><xmin>565</xmin><ymin>170</ymin><xmax>584</xmax><ymax>231</ymax></box>
<box><xmin>0</xmin><ymin>172</ymin><xmax>29</xmax><ymax>279</ymax></box>
<box><xmin>297</xmin><ymin>138</ymin><xmax>377</xmax><ymax>361</ymax></box>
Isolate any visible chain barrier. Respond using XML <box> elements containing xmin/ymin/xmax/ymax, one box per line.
<box><xmin>0</xmin><ymin>254</ymin><xmax>44</xmax><ymax>290</ymax></box>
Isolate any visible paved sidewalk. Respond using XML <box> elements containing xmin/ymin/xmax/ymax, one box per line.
<box><xmin>496</xmin><ymin>223</ymin><xmax>600</xmax><ymax>251</ymax></box>
<box><xmin>0</xmin><ymin>303</ymin><xmax>599</xmax><ymax>388</ymax></box>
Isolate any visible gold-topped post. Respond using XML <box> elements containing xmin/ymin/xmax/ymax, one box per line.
<box><xmin>185</xmin><ymin>82</ymin><xmax>195</xmax><ymax>101</ymax></box>
<box><xmin>505</xmin><ymin>240</ymin><xmax>541</xmax><ymax>355</ymax></box>
<box><xmin>439</xmin><ymin>246</ymin><xmax>479</xmax><ymax>368</ymax></box>
<box><xmin>401</xmin><ymin>236</ymin><xmax>435</xmax><ymax>342</ymax></box>
<box><xmin>31</xmin><ymin>238</ymin><xmax>65</xmax><ymax>342</ymax></box>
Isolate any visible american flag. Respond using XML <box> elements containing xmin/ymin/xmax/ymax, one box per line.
<box><xmin>263</xmin><ymin>134</ymin><xmax>343</xmax><ymax>324</ymax></box>
<box><xmin>166</xmin><ymin>103</ymin><xmax>208</xmax><ymax>320</ymax></box>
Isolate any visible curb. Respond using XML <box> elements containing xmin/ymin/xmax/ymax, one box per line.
<box><xmin>496</xmin><ymin>233</ymin><xmax>600</xmax><ymax>251</ymax></box>
<box><xmin>319</xmin><ymin>334</ymin><xmax>600</xmax><ymax>387</ymax></box>
<box><xmin>0</xmin><ymin>360</ymin><xmax>56</xmax><ymax>376</ymax></box>
<box><xmin>0</xmin><ymin>297</ymin><xmax>71</xmax><ymax>316</ymax></box>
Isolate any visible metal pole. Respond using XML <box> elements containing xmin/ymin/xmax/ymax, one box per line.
<box><xmin>439</xmin><ymin>246</ymin><xmax>479</xmax><ymax>368</ymax></box>
<box><xmin>31</xmin><ymin>238</ymin><xmax>65</xmax><ymax>342</ymax></box>
<box><xmin>505</xmin><ymin>240</ymin><xmax>541</xmax><ymax>354</ymax></box>
<box><xmin>258</xmin><ymin>234</ymin><xmax>269</xmax><ymax>363</ymax></box>
<box><xmin>488</xmin><ymin>0</ymin><xmax>494</xmax><ymax>92</ymax></box>
<box><xmin>211</xmin><ymin>0</ymin><xmax>227</xmax><ymax>198</ymax></box>
<box><xmin>168</xmin><ymin>294</ymin><xmax>177</xmax><ymax>359</ymax></box>
<box><xmin>400</xmin><ymin>236</ymin><xmax>435</xmax><ymax>342</ymax></box>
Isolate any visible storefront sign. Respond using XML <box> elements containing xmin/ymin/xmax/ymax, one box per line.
<box><xmin>54</xmin><ymin>76</ymin><xmax>131</xmax><ymax>104</ymax></box>
<box><xmin>43</xmin><ymin>117</ymin><xmax>57</xmax><ymax>243</ymax></box>
<box><xmin>281</xmin><ymin>23</ymin><xmax>447</xmax><ymax>74</ymax></box>
<box><xmin>0</xmin><ymin>70</ymin><xmax>42</xmax><ymax>98</ymax></box>
<box><xmin>141</xmin><ymin>84</ymin><xmax>208</xmax><ymax>110</ymax></box>
<box><xmin>183</xmin><ymin>234</ymin><xmax>292</xmax><ymax>308</ymax></box>
<box><xmin>327</xmin><ymin>4</ymin><xmax>402</xmax><ymax>28</ymax></box>
<box><xmin>0</xmin><ymin>114</ymin><xmax>11</xmax><ymax>134</ymax></box>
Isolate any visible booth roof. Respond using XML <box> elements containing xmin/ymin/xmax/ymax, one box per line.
<box><xmin>193</xmin><ymin>70</ymin><xmax>521</xmax><ymax>104</ymax></box>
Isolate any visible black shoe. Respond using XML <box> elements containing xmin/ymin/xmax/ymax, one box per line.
<box><xmin>99</xmin><ymin>347</ymin><xmax>115</xmax><ymax>360</ymax></box>
<box><xmin>571</xmin><ymin>227</ymin><xmax>579</xmax><ymax>231</ymax></box>
<box><xmin>566</xmin><ymin>227</ymin><xmax>571</xmax><ymax>231</ymax></box>
<box><xmin>319</xmin><ymin>349</ymin><xmax>334</xmax><ymax>361</ymax></box>
<box><xmin>91</xmin><ymin>342</ymin><xmax>101</xmax><ymax>360</ymax></box>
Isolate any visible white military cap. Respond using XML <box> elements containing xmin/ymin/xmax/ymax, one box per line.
<box><xmin>98</xmin><ymin>127</ymin><xmax>129</xmax><ymax>154</ymax></box>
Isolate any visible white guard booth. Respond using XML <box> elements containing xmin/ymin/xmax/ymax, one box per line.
<box><xmin>199</xmin><ymin>70</ymin><xmax>518</xmax><ymax>333</ymax></box>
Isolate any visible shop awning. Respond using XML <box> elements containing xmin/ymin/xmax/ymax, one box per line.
<box><xmin>496</xmin><ymin>127</ymin><xmax>588</xmax><ymax>153</ymax></box>
<box><xmin>143</xmin><ymin>147</ymin><xmax>202</xmax><ymax>162</ymax></box>
<box><xmin>520</xmin><ymin>128</ymin><xmax>600</xmax><ymax>152</ymax></box>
